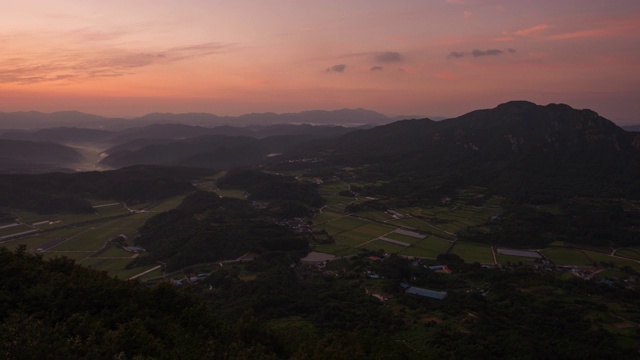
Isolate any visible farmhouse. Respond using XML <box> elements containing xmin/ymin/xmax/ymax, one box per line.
<box><xmin>123</xmin><ymin>246</ymin><xmax>146</xmax><ymax>253</ymax></box>
<box><xmin>406</xmin><ymin>286</ymin><xmax>448</xmax><ymax>300</ymax></box>
<box><xmin>427</xmin><ymin>265</ymin><xmax>452</xmax><ymax>274</ymax></box>
<box><xmin>400</xmin><ymin>282</ymin><xmax>448</xmax><ymax>300</ymax></box>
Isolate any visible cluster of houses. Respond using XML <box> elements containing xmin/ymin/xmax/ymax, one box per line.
<box><xmin>277</xmin><ymin>217</ymin><xmax>313</xmax><ymax>233</ymax></box>
<box><xmin>171</xmin><ymin>273</ymin><xmax>210</xmax><ymax>287</ymax></box>
<box><xmin>300</xmin><ymin>251</ymin><xmax>451</xmax><ymax>301</ymax></box>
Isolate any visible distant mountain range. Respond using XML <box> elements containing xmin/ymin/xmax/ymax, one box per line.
<box><xmin>2</xmin><ymin>100</ymin><xmax>639</xmax><ymax>203</ymax></box>
<box><xmin>0</xmin><ymin>108</ymin><xmax>395</xmax><ymax>130</ymax></box>
<box><xmin>0</xmin><ymin>122</ymin><xmax>361</xmax><ymax>173</ymax></box>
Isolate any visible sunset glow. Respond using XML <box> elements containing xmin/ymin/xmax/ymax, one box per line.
<box><xmin>1</xmin><ymin>0</ymin><xmax>639</xmax><ymax>123</ymax></box>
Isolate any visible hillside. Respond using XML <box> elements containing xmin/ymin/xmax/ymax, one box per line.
<box><xmin>301</xmin><ymin>101</ymin><xmax>640</xmax><ymax>202</ymax></box>
<box><xmin>0</xmin><ymin>165</ymin><xmax>215</xmax><ymax>214</ymax></box>
<box><xmin>0</xmin><ymin>139</ymin><xmax>84</xmax><ymax>174</ymax></box>
<box><xmin>0</xmin><ymin>127</ymin><xmax>113</xmax><ymax>145</ymax></box>
<box><xmin>100</xmin><ymin>134</ymin><xmax>325</xmax><ymax>169</ymax></box>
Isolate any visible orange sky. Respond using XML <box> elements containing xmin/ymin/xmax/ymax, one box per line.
<box><xmin>1</xmin><ymin>0</ymin><xmax>639</xmax><ymax>123</ymax></box>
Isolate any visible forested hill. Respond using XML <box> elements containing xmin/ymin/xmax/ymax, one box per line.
<box><xmin>308</xmin><ymin>101</ymin><xmax>640</xmax><ymax>202</ymax></box>
<box><xmin>0</xmin><ymin>138</ymin><xmax>83</xmax><ymax>174</ymax></box>
<box><xmin>0</xmin><ymin>165</ymin><xmax>215</xmax><ymax>214</ymax></box>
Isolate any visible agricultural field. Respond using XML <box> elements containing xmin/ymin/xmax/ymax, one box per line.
<box><xmin>0</xmin><ymin>196</ymin><xmax>185</xmax><ymax>277</ymax></box>
<box><xmin>313</xmin><ymin>243</ymin><xmax>360</xmax><ymax>257</ymax></box>
<box><xmin>312</xmin><ymin>210</ymin><xmax>345</xmax><ymax>224</ymax></box>
<box><xmin>363</xmin><ymin>239</ymin><xmax>408</xmax><ymax>254</ymax></box>
<box><xmin>311</xmin><ymin>185</ymin><xmax>505</xmax><ymax>260</ymax></box>
<box><xmin>214</xmin><ymin>189</ymin><xmax>246</xmax><ymax>199</ymax></box>
<box><xmin>398</xmin><ymin>237</ymin><xmax>451</xmax><ymax>258</ymax></box>
<box><xmin>0</xmin><ymin>224</ymin><xmax>33</xmax><ymax>237</ymax></box>
<box><xmin>541</xmin><ymin>248</ymin><xmax>591</xmax><ymax>266</ymax></box>
<box><xmin>542</xmin><ymin>247</ymin><xmax>640</xmax><ymax>270</ymax></box>
<box><xmin>497</xmin><ymin>253</ymin><xmax>537</xmax><ymax>265</ymax></box>
<box><xmin>449</xmin><ymin>242</ymin><xmax>495</xmax><ymax>264</ymax></box>
<box><xmin>615</xmin><ymin>248</ymin><xmax>640</xmax><ymax>261</ymax></box>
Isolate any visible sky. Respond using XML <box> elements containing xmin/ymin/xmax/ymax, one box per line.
<box><xmin>0</xmin><ymin>0</ymin><xmax>639</xmax><ymax>124</ymax></box>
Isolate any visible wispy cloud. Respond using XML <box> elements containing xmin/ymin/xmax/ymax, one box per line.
<box><xmin>0</xmin><ymin>42</ymin><xmax>236</xmax><ymax>84</ymax></box>
<box><xmin>375</xmin><ymin>51</ymin><xmax>404</xmax><ymax>63</ymax></box>
<box><xmin>505</xmin><ymin>15</ymin><xmax>640</xmax><ymax>42</ymax></box>
<box><xmin>326</xmin><ymin>64</ymin><xmax>347</xmax><ymax>72</ymax></box>
<box><xmin>471</xmin><ymin>49</ymin><xmax>503</xmax><ymax>57</ymax></box>
<box><xmin>448</xmin><ymin>48</ymin><xmax>516</xmax><ymax>59</ymax></box>
<box><xmin>339</xmin><ymin>51</ymin><xmax>406</xmax><ymax>64</ymax></box>
<box><xmin>514</xmin><ymin>24</ymin><xmax>552</xmax><ymax>37</ymax></box>
<box><xmin>547</xmin><ymin>19</ymin><xmax>640</xmax><ymax>40</ymax></box>
<box><xmin>370</xmin><ymin>66</ymin><xmax>383</xmax><ymax>71</ymax></box>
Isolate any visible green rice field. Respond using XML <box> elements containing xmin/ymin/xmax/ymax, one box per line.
<box><xmin>398</xmin><ymin>237</ymin><xmax>452</xmax><ymax>258</ymax></box>
<box><xmin>542</xmin><ymin>248</ymin><xmax>640</xmax><ymax>270</ymax></box>
<box><xmin>497</xmin><ymin>253</ymin><xmax>536</xmax><ymax>265</ymax></box>
<box><xmin>450</xmin><ymin>242</ymin><xmax>494</xmax><ymax>264</ymax></box>
<box><xmin>311</xmin><ymin>185</ymin><xmax>504</xmax><ymax>260</ymax></box>
<box><xmin>363</xmin><ymin>239</ymin><xmax>409</xmax><ymax>254</ymax></box>
<box><xmin>0</xmin><ymin>224</ymin><xmax>33</xmax><ymax>237</ymax></box>
<box><xmin>0</xmin><ymin>196</ymin><xmax>185</xmax><ymax>277</ymax></box>
<box><xmin>615</xmin><ymin>249</ymin><xmax>640</xmax><ymax>261</ymax></box>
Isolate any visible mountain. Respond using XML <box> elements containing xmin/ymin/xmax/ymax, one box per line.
<box><xmin>0</xmin><ymin>139</ymin><xmax>84</xmax><ymax>174</ymax></box>
<box><xmin>106</xmin><ymin>123</ymin><xmax>245</xmax><ymax>144</ymax></box>
<box><xmin>136</xmin><ymin>108</ymin><xmax>391</xmax><ymax>127</ymax></box>
<box><xmin>236</xmin><ymin>108</ymin><xmax>390</xmax><ymax>125</ymax></box>
<box><xmin>99</xmin><ymin>135</ymin><xmax>267</xmax><ymax>169</ymax></box>
<box><xmin>0</xmin><ymin>109</ymin><xmax>392</xmax><ymax>130</ymax></box>
<box><xmin>99</xmin><ymin>127</ymin><xmax>351</xmax><ymax>169</ymax></box>
<box><xmin>622</xmin><ymin>124</ymin><xmax>640</xmax><ymax>132</ymax></box>
<box><xmin>112</xmin><ymin>123</ymin><xmax>357</xmax><ymax>142</ymax></box>
<box><xmin>287</xmin><ymin>101</ymin><xmax>640</xmax><ymax>202</ymax></box>
<box><xmin>0</xmin><ymin>111</ymin><xmax>128</xmax><ymax>130</ymax></box>
<box><xmin>0</xmin><ymin>127</ymin><xmax>114</xmax><ymax>145</ymax></box>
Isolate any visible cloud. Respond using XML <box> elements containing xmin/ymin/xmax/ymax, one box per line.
<box><xmin>448</xmin><ymin>48</ymin><xmax>516</xmax><ymax>59</ymax></box>
<box><xmin>370</xmin><ymin>66</ymin><xmax>383</xmax><ymax>71</ymax></box>
<box><xmin>514</xmin><ymin>24</ymin><xmax>552</xmax><ymax>37</ymax></box>
<box><xmin>471</xmin><ymin>49</ymin><xmax>503</xmax><ymax>57</ymax></box>
<box><xmin>375</xmin><ymin>51</ymin><xmax>404</xmax><ymax>63</ymax></box>
<box><xmin>326</xmin><ymin>64</ymin><xmax>347</xmax><ymax>72</ymax></box>
<box><xmin>0</xmin><ymin>42</ymin><xmax>236</xmax><ymax>84</ymax></box>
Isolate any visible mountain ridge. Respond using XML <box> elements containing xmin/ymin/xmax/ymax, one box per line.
<box><xmin>0</xmin><ymin>108</ymin><xmax>393</xmax><ymax>130</ymax></box>
<box><xmin>282</xmin><ymin>101</ymin><xmax>640</xmax><ymax>202</ymax></box>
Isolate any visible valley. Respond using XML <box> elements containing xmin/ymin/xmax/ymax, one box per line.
<box><xmin>1</xmin><ymin>101</ymin><xmax>640</xmax><ymax>358</ymax></box>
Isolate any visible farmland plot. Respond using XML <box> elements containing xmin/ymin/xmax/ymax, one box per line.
<box><xmin>450</xmin><ymin>242</ymin><xmax>494</xmax><ymax>264</ymax></box>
